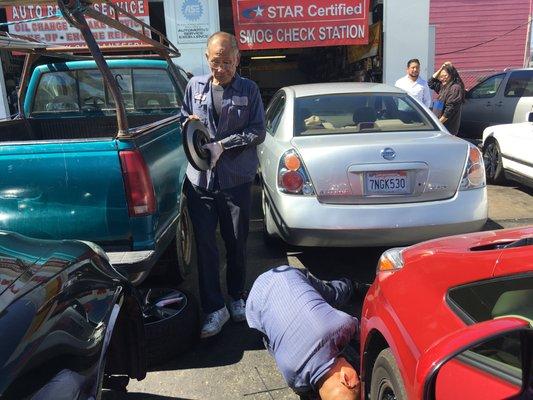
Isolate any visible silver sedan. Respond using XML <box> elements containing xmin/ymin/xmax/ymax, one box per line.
<box><xmin>258</xmin><ymin>83</ymin><xmax>488</xmax><ymax>247</ymax></box>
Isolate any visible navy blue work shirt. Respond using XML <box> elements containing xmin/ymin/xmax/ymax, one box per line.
<box><xmin>180</xmin><ymin>73</ymin><xmax>266</xmax><ymax>190</ymax></box>
<box><xmin>246</xmin><ymin>266</ymin><xmax>358</xmax><ymax>394</ymax></box>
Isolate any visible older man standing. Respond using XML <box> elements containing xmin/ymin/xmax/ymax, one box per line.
<box><xmin>181</xmin><ymin>32</ymin><xmax>266</xmax><ymax>338</ymax></box>
<box><xmin>395</xmin><ymin>58</ymin><xmax>432</xmax><ymax>108</ymax></box>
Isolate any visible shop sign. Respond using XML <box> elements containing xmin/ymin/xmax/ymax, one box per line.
<box><xmin>232</xmin><ymin>0</ymin><xmax>369</xmax><ymax>50</ymax></box>
<box><xmin>5</xmin><ymin>1</ymin><xmax>150</xmax><ymax>47</ymax></box>
<box><xmin>176</xmin><ymin>0</ymin><xmax>211</xmax><ymax>44</ymax></box>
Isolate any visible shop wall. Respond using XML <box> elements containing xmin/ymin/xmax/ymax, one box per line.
<box><xmin>430</xmin><ymin>0</ymin><xmax>532</xmax><ymax>89</ymax></box>
<box><xmin>383</xmin><ymin>0</ymin><xmax>431</xmax><ymax>84</ymax></box>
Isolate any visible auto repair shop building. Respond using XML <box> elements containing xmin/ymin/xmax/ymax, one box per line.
<box><xmin>0</xmin><ymin>0</ymin><xmax>431</xmax><ymax>117</ymax></box>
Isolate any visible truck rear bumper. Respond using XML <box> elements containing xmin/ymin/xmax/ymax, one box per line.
<box><xmin>108</xmin><ymin>250</ymin><xmax>156</xmax><ymax>285</ymax></box>
<box><xmin>107</xmin><ymin>214</ymin><xmax>179</xmax><ymax>285</ymax></box>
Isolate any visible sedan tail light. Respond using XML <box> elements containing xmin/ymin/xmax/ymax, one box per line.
<box><xmin>459</xmin><ymin>145</ymin><xmax>486</xmax><ymax>190</ymax></box>
<box><xmin>277</xmin><ymin>150</ymin><xmax>315</xmax><ymax>195</ymax></box>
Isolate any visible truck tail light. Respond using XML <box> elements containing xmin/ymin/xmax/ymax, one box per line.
<box><xmin>119</xmin><ymin>150</ymin><xmax>157</xmax><ymax>216</ymax></box>
<box><xmin>277</xmin><ymin>150</ymin><xmax>315</xmax><ymax>195</ymax></box>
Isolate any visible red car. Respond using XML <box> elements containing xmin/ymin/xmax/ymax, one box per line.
<box><xmin>360</xmin><ymin>227</ymin><xmax>533</xmax><ymax>400</ymax></box>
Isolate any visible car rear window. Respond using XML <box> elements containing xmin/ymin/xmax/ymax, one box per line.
<box><xmin>32</xmin><ymin>67</ymin><xmax>182</xmax><ymax>116</ymax></box>
<box><xmin>504</xmin><ymin>70</ymin><xmax>533</xmax><ymax>98</ymax></box>
<box><xmin>293</xmin><ymin>93</ymin><xmax>437</xmax><ymax>136</ymax></box>
<box><xmin>447</xmin><ymin>274</ymin><xmax>533</xmax><ymax>324</ymax></box>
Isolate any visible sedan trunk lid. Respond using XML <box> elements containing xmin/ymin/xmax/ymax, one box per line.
<box><xmin>291</xmin><ymin>131</ymin><xmax>469</xmax><ymax>204</ymax></box>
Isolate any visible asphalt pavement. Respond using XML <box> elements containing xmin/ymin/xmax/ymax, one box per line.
<box><xmin>104</xmin><ymin>181</ymin><xmax>533</xmax><ymax>400</ymax></box>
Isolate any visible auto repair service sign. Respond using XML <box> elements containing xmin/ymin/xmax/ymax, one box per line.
<box><xmin>232</xmin><ymin>0</ymin><xmax>369</xmax><ymax>50</ymax></box>
<box><xmin>6</xmin><ymin>1</ymin><xmax>150</xmax><ymax>47</ymax></box>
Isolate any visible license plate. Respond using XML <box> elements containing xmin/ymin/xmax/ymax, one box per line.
<box><xmin>365</xmin><ymin>171</ymin><xmax>410</xmax><ymax>195</ymax></box>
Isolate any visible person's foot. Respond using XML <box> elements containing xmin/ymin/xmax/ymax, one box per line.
<box><xmin>200</xmin><ymin>306</ymin><xmax>230</xmax><ymax>338</ymax></box>
<box><xmin>229</xmin><ymin>298</ymin><xmax>246</xmax><ymax>322</ymax></box>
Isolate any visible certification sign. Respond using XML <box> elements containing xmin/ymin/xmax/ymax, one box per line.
<box><xmin>232</xmin><ymin>0</ymin><xmax>369</xmax><ymax>50</ymax></box>
<box><xmin>176</xmin><ymin>0</ymin><xmax>210</xmax><ymax>44</ymax></box>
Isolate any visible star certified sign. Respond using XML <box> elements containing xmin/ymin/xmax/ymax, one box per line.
<box><xmin>242</xmin><ymin>5</ymin><xmax>265</xmax><ymax>19</ymax></box>
<box><xmin>232</xmin><ymin>0</ymin><xmax>369</xmax><ymax>50</ymax></box>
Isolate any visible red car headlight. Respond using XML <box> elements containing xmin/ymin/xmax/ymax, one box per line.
<box><xmin>377</xmin><ymin>247</ymin><xmax>406</xmax><ymax>273</ymax></box>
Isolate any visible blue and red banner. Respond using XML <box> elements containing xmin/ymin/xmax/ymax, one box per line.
<box><xmin>232</xmin><ymin>0</ymin><xmax>369</xmax><ymax>50</ymax></box>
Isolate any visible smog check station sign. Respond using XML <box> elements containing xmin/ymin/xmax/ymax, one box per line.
<box><xmin>6</xmin><ymin>1</ymin><xmax>150</xmax><ymax>47</ymax></box>
<box><xmin>232</xmin><ymin>0</ymin><xmax>369</xmax><ymax>50</ymax></box>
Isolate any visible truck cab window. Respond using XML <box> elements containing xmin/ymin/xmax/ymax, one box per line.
<box><xmin>133</xmin><ymin>69</ymin><xmax>181</xmax><ymax>113</ymax></box>
<box><xmin>33</xmin><ymin>71</ymin><xmax>79</xmax><ymax>113</ymax></box>
<box><xmin>78</xmin><ymin>69</ymin><xmax>106</xmax><ymax>112</ymax></box>
<box><xmin>107</xmin><ymin>69</ymin><xmax>134</xmax><ymax>109</ymax></box>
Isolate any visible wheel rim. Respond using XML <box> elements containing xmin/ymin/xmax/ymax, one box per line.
<box><xmin>261</xmin><ymin>186</ymin><xmax>267</xmax><ymax>215</ymax></box>
<box><xmin>377</xmin><ymin>380</ymin><xmax>397</xmax><ymax>400</ymax></box>
<box><xmin>178</xmin><ymin>206</ymin><xmax>193</xmax><ymax>268</ymax></box>
<box><xmin>483</xmin><ymin>143</ymin><xmax>499</xmax><ymax>179</ymax></box>
<box><xmin>143</xmin><ymin>288</ymin><xmax>188</xmax><ymax>324</ymax></box>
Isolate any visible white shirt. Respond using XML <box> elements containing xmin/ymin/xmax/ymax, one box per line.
<box><xmin>395</xmin><ymin>75</ymin><xmax>432</xmax><ymax>108</ymax></box>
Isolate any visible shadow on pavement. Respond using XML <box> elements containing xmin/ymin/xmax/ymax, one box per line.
<box><xmin>483</xmin><ymin>218</ymin><xmax>504</xmax><ymax>231</ymax></box>
<box><xmin>103</xmin><ymin>390</ymin><xmax>189</xmax><ymax>399</ymax></box>
<box><xmin>148</xmin><ymin>318</ymin><xmax>264</xmax><ymax>372</ymax></box>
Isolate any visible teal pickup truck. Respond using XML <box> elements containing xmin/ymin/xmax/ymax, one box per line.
<box><xmin>0</xmin><ymin>56</ymin><xmax>192</xmax><ymax>285</ymax></box>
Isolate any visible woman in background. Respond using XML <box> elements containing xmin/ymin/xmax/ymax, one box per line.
<box><xmin>428</xmin><ymin>62</ymin><xmax>465</xmax><ymax>135</ymax></box>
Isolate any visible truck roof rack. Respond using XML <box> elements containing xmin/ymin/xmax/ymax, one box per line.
<box><xmin>8</xmin><ymin>0</ymin><xmax>184</xmax><ymax>136</ymax></box>
<box><xmin>0</xmin><ymin>31</ymin><xmax>48</xmax><ymax>51</ymax></box>
<box><xmin>2</xmin><ymin>0</ymin><xmax>180</xmax><ymax>58</ymax></box>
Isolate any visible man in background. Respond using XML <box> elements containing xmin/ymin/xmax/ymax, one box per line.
<box><xmin>395</xmin><ymin>58</ymin><xmax>432</xmax><ymax>108</ymax></box>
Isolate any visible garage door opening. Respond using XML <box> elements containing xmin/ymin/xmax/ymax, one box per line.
<box><xmin>218</xmin><ymin>0</ymin><xmax>384</xmax><ymax>105</ymax></box>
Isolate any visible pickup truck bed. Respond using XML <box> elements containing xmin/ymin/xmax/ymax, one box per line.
<box><xmin>0</xmin><ymin>114</ymin><xmax>166</xmax><ymax>141</ymax></box>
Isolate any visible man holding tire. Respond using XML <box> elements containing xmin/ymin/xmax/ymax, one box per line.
<box><xmin>246</xmin><ymin>266</ymin><xmax>362</xmax><ymax>400</ymax></box>
<box><xmin>180</xmin><ymin>31</ymin><xmax>266</xmax><ymax>338</ymax></box>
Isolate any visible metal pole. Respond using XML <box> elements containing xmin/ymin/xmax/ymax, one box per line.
<box><xmin>62</xmin><ymin>1</ymin><xmax>128</xmax><ymax>135</ymax></box>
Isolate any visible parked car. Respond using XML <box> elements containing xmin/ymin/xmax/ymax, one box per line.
<box><xmin>482</xmin><ymin>114</ymin><xmax>533</xmax><ymax>188</ymax></box>
<box><xmin>360</xmin><ymin>226</ymin><xmax>533</xmax><ymax>400</ymax></box>
<box><xmin>258</xmin><ymin>83</ymin><xmax>488</xmax><ymax>247</ymax></box>
<box><xmin>0</xmin><ymin>230</ymin><xmax>198</xmax><ymax>399</ymax></box>
<box><xmin>460</xmin><ymin>68</ymin><xmax>533</xmax><ymax>139</ymax></box>
<box><xmin>0</xmin><ymin>230</ymin><xmax>145</xmax><ymax>399</ymax></box>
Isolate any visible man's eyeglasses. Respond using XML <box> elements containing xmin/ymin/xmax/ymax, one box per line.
<box><xmin>208</xmin><ymin>60</ymin><xmax>234</xmax><ymax>69</ymax></box>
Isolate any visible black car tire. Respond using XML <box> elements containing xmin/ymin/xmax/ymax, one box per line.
<box><xmin>370</xmin><ymin>348</ymin><xmax>407</xmax><ymax>400</ymax></box>
<box><xmin>163</xmin><ymin>195</ymin><xmax>196</xmax><ymax>286</ymax></box>
<box><xmin>483</xmin><ymin>139</ymin><xmax>505</xmax><ymax>184</ymax></box>
<box><xmin>142</xmin><ymin>288</ymin><xmax>199</xmax><ymax>368</ymax></box>
<box><xmin>176</xmin><ymin>194</ymin><xmax>194</xmax><ymax>280</ymax></box>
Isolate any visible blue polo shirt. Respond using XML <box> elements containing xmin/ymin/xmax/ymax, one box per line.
<box><xmin>246</xmin><ymin>266</ymin><xmax>358</xmax><ymax>394</ymax></box>
<box><xmin>180</xmin><ymin>73</ymin><xmax>266</xmax><ymax>189</ymax></box>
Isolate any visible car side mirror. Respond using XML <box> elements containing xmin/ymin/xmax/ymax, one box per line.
<box><xmin>527</xmin><ymin>111</ymin><xmax>533</xmax><ymax>123</ymax></box>
<box><xmin>418</xmin><ymin>317</ymin><xmax>532</xmax><ymax>400</ymax></box>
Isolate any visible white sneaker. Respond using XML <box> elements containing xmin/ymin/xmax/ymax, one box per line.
<box><xmin>229</xmin><ymin>299</ymin><xmax>246</xmax><ymax>322</ymax></box>
<box><xmin>201</xmin><ymin>306</ymin><xmax>230</xmax><ymax>338</ymax></box>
